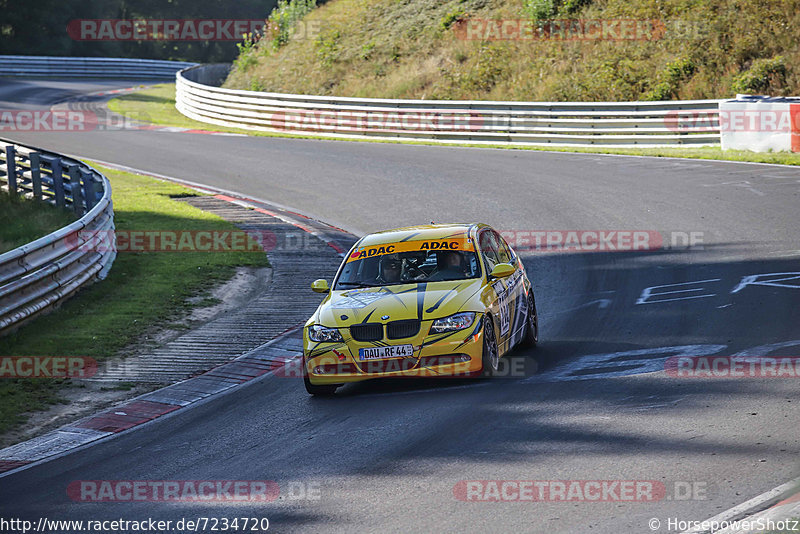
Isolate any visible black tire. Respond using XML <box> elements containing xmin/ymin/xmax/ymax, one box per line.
<box><xmin>520</xmin><ymin>292</ymin><xmax>538</xmax><ymax>348</ymax></box>
<box><xmin>481</xmin><ymin>315</ymin><xmax>500</xmax><ymax>377</ymax></box>
<box><xmin>303</xmin><ymin>357</ymin><xmax>340</xmax><ymax>396</ymax></box>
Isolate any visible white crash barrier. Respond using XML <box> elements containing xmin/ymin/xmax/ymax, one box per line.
<box><xmin>720</xmin><ymin>95</ymin><xmax>800</xmax><ymax>152</ymax></box>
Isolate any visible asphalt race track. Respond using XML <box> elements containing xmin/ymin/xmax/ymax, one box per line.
<box><xmin>1</xmin><ymin>79</ymin><xmax>799</xmax><ymax>533</ymax></box>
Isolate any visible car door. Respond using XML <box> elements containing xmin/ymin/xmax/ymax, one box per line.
<box><xmin>478</xmin><ymin>229</ymin><xmax>513</xmax><ymax>351</ymax></box>
<box><xmin>494</xmin><ymin>230</ymin><xmax>526</xmax><ymax>347</ymax></box>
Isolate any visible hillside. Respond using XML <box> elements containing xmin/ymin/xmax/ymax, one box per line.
<box><xmin>224</xmin><ymin>0</ymin><xmax>800</xmax><ymax>101</ymax></box>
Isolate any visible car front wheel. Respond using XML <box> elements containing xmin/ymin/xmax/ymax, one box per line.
<box><xmin>481</xmin><ymin>316</ymin><xmax>500</xmax><ymax>377</ymax></box>
<box><xmin>520</xmin><ymin>293</ymin><xmax>538</xmax><ymax>348</ymax></box>
<box><xmin>303</xmin><ymin>358</ymin><xmax>340</xmax><ymax>396</ymax></box>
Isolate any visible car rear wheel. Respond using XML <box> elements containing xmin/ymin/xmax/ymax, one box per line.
<box><xmin>520</xmin><ymin>292</ymin><xmax>538</xmax><ymax>348</ymax></box>
<box><xmin>481</xmin><ymin>316</ymin><xmax>500</xmax><ymax>377</ymax></box>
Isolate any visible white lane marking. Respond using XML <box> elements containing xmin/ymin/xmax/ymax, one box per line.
<box><xmin>764</xmin><ymin>250</ymin><xmax>800</xmax><ymax>257</ymax></box>
<box><xmin>636</xmin><ymin>279</ymin><xmax>721</xmax><ymax>305</ymax></box>
<box><xmin>732</xmin><ymin>339</ymin><xmax>800</xmax><ymax>357</ymax></box>
<box><xmin>551</xmin><ymin>298</ymin><xmax>612</xmax><ymax>315</ymax></box>
<box><xmin>761</xmin><ymin>172</ymin><xmax>800</xmax><ymax>179</ymax></box>
<box><xmin>514</xmin><ymin>150</ymin><xmax>800</xmax><ymax>170</ymax></box>
<box><xmin>731</xmin><ymin>272</ymin><xmax>800</xmax><ymax>293</ymax></box>
<box><xmin>522</xmin><ymin>344</ymin><xmax>727</xmax><ymax>383</ymax></box>
<box><xmin>0</xmin><ymin>428</ymin><xmax>113</xmax><ymax>462</ymax></box>
<box><xmin>701</xmin><ymin>180</ymin><xmax>765</xmax><ymax>196</ymax></box>
<box><xmin>545</xmin><ymin>290</ymin><xmax>616</xmax><ymax>304</ymax></box>
<box><xmin>680</xmin><ymin>476</ymin><xmax>800</xmax><ymax>534</ymax></box>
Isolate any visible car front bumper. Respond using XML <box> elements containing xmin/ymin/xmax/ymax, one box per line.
<box><xmin>302</xmin><ymin>316</ymin><xmax>485</xmax><ymax>385</ymax></box>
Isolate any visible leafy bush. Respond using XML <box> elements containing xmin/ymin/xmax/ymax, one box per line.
<box><xmin>360</xmin><ymin>42</ymin><xmax>376</xmax><ymax>60</ymax></box>
<box><xmin>732</xmin><ymin>56</ymin><xmax>787</xmax><ymax>94</ymax></box>
<box><xmin>643</xmin><ymin>57</ymin><xmax>696</xmax><ymax>100</ymax></box>
<box><xmin>560</xmin><ymin>0</ymin><xmax>592</xmax><ymax>15</ymax></box>
<box><xmin>249</xmin><ymin>78</ymin><xmax>266</xmax><ymax>92</ymax></box>
<box><xmin>315</xmin><ymin>30</ymin><xmax>342</xmax><ymax>67</ymax></box>
<box><xmin>524</xmin><ymin>0</ymin><xmax>558</xmax><ymax>21</ymax></box>
<box><xmin>523</xmin><ymin>0</ymin><xmax>592</xmax><ymax>20</ymax></box>
<box><xmin>233</xmin><ymin>33</ymin><xmax>260</xmax><ymax>72</ymax></box>
<box><xmin>266</xmin><ymin>0</ymin><xmax>318</xmax><ymax>50</ymax></box>
<box><xmin>440</xmin><ymin>9</ymin><xmax>466</xmax><ymax>31</ymax></box>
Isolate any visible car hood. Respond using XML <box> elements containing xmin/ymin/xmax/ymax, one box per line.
<box><xmin>314</xmin><ymin>279</ymin><xmax>484</xmax><ymax>327</ymax></box>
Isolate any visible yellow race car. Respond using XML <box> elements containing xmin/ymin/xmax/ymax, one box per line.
<box><xmin>302</xmin><ymin>224</ymin><xmax>538</xmax><ymax>395</ymax></box>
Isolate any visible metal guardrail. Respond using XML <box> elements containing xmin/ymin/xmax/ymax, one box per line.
<box><xmin>0</xmin><ymin>138</ymin><xmax>116</xmax><ymax>335</ymax></box>
<box><xmin>176</xmin><ymin>64</ymin><xmax>723</xmax><ymax>147</ymax></box>
<box><xmin>0</xmin><ymin>55</ymin><xmax>196</xmax><ymax>79</ymax></box>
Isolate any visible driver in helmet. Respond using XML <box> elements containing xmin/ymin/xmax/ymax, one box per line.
<box><xmin>433</xmin><ymin>250</ymin><xmax>467</xmax><ymax>280</ymax></box>
<box><xmin>378</xmin><ymin>254</ymin><xmax>402</xmax><ymax>284</ymax></box>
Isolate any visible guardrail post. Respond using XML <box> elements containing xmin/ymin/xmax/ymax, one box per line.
<box><xmin>4</xmin><ymin>146</ymin><xmax>17</xmax><ymax>196</ymax></box>
<box><xmin>30</xmin><ymin>152</ymin><xmax>42</xmax><ymax>200</ymax></box>
<box><xmin>51</xmin><ymin>158</ymin><xmax>65</xmax><ymax>208</ymax></box>
<box><xmin>0</xmin><ymin>138</ymin><xmax>116</xmax><ymax>337</ymax></box>
<box><xmin>80</xmin><ymin>168</ymin><xmax>94</xmax><ymax>212</ymax></box>
<box><xmin>67</xmin><ymin>164</ymin><xmax>83</xmax><ymax>215</ymax></box>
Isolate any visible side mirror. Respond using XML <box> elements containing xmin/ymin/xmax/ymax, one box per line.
<box><xmin>489</xmin><ymin>263</ymin><xmax>516</xmax><ymax>279</ymax></box>
<box><xmin>311</xmin><ymin>279</ymin><xmax>330</xmax><ymax>293</ymax></box>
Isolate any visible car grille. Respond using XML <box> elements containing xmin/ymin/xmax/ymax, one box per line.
<box><xmin>349</xmin><ymin>323</ymin><xmax>383</xmax><ymax>342</ymax></box>
<box><xmin>387</xmin><ymin>320</ymin><xmax>420</xmax><ymax>339</ymax></box>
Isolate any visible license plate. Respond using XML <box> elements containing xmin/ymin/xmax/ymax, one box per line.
<box><xmin>358</xmin><ymin>345</ymin><xmax>414</xmax><ymax>361</ymax></box>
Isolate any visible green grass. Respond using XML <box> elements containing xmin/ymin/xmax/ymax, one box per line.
<box><xmin>0</xmin><ymin>165</ymin><xmax>269</xmax><ymax>437</ymax></box>
<box><xmin>109</xmin><ymin>84</ymin><xmax>800</xmax><ymax>166</ymax></box>
<box><xmin>0</xmin><ymin>193</ymin><xmax>76</xmax><ymax>254</ymax></box>
<box><xmin>494</xmin><ymin>145</ymin><xmax>800</xmax><ymax>166</ymax></box>
<box><xmin>224</xmin><ymin>0</ymin><xmax>800</xmax><ymax>102</ymax></box>
<box><xmin>0</xmin><ymin>379</ymin><xmax>67</xmax><ymax>438</ymax></box>
<box><xmin>107</xmin><ymin>84</ymin><xmax>256</xmax><ymax>135</ymax></box>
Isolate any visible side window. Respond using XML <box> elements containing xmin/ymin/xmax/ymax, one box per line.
<box><xmin>479</xmin><ymin>230</ymin><xmax>500</xmax><ymax>275</ymax></box>
<box><xmin>493</xmin><ymin>231</ymin><xmax>513</xmax><ymax>264</ymax></box>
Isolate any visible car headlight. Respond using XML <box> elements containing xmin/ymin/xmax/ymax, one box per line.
<box><xmin>308</xmin><ymin>325</ymin><xmax>344</xmax><ymax>343</ymax></box>
<box><xmin>429</xmin><ymin>312</ymin><xmax>476</xmax><ymax>334</ymax></box>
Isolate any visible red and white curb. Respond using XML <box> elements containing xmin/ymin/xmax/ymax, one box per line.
<box><xmin>213</xmin><ymin>194</ymin><xmax>347</xmax><ymax>256</ymax></box>
<box><xmin>79</xmin><ymin>158</ymin><xmax>357</xmax><ymax>255</ymax></box>
<box><xmin>0</xmin><ymin>164</ymin><xmax>357</xmax><ymax>477</ymax></box>
<box><xmin>0</xmin><ymin>326</ymin><xmax>305</xmax><ymax>477</ymax></box>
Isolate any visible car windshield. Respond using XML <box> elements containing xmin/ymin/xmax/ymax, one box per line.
<box><xmin>335</xmin><ymin>244</ymin><xmax>480</xmax><ymax>289</ymax></box>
